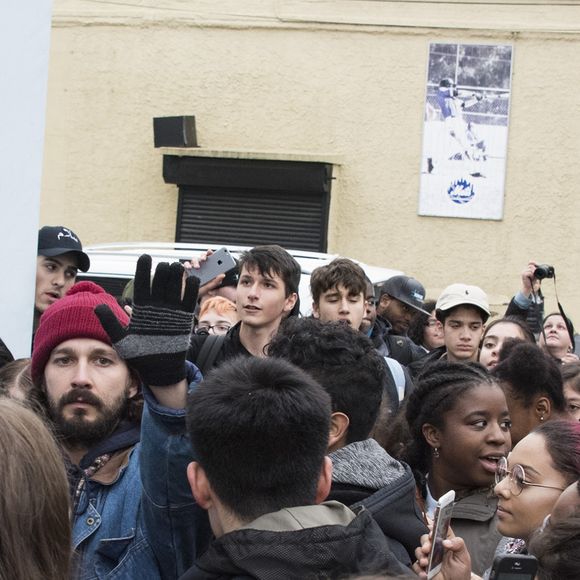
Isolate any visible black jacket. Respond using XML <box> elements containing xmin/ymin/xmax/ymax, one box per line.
<box><xmin>505</xmin><ymin>293</ymin><xmax>544</xmax><ymax>335</ymax></box>
<box><xmin>327</xmin><ymin>439</ymin><xmax>428</xmax><ymax>564</ymax></box>
<box><xmin>371</xmin><ymin>316</ymin><xmax>427</xmax><ymax>366</ymax></box>
<box><xmin>407</xmin><ymin>346</ymin><xmax>446</xmax><ymax>380</ymax></box>
<box><xmin>179</xmin><ymin>502</ymin><xmax>413</xmax><ymax>580</ymax></box>
<box><xmin>187</xmin><ymin>323</ymin><xmax>251</xmax><ymax>371</ymax></box>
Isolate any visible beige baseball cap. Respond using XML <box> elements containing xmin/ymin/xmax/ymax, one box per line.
<box><xmin>436</xmin><ymin>283</ymin><xmax>490</xmax><ymax>320</ymax></box>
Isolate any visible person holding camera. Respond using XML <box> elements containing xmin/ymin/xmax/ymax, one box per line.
<box><xmin>505</xmin><ymin>261</ymin><xmax>578</xmax><ymax>364</ymax></box>
<box><xmin>504</xmin><ymin>261</ymin><xmax>546</xmax><ymax>335</ymax></box>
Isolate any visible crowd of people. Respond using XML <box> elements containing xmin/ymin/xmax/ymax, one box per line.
<box><xmin>0</xmin><ymin>224</ymin><xmax>579</xmax><ymax>580</ymax></box>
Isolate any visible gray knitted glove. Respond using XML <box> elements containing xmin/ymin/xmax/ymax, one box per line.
<box><xmin>95</xmin><ymin>254</ymin><xmax>199</xmax><ymax>386</ymax></box>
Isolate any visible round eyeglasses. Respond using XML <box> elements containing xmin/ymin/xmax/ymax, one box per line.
<box><xmin>495</xmin><ymin>456</ymin><xmax>566</xmax><ymax>496</ymax></box>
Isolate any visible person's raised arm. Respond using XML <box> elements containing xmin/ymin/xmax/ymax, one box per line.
<box><xmin>95</xmin><ymin>254</ymin><xmax>199</xmax><ymax>409</ymax></box>
<box><xmin>505</xmin><ymin>260</ymin><xmax>540</xmax><ymax>318</ymax></box>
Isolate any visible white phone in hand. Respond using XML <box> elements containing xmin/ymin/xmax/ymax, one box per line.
<box><xmin>427</xmin><ymin>490</ymin><xmax>456</xmax><ymax>579</ymax></box>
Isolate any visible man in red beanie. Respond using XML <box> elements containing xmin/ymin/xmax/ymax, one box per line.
<box><xmin>30</xmin><ymin>255</ymin><xmax>211</xmax><ymax>580</ymax></box>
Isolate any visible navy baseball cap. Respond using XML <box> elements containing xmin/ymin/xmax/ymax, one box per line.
<box><xmin>37</xmin><ymin>226</ymin><xmax>90</xmax><ymax>272</ymax></box>
<box><xmin>380</xmin><ymin>275</ymin><xmax>430</xmax><ymax>315</ymax></box>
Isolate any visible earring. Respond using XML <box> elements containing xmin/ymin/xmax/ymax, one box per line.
<box><xmin>540</xmin><ymin>415</ymin><xmax>545</xmax><ymax>422</ymax></box>
<box><xmin>433</xmin><ymin>447</ymin><xmax>440</xmax><ymax>459</ymax></box>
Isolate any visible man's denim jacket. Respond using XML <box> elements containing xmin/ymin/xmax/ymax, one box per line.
<box><xmin>72</xmin><ymin>363</ymin><xmax>211</xmax><ymax>579</ymax></box>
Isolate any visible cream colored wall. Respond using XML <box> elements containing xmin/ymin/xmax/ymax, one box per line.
<box><xmin>42</xmin><ymin>1</ymin><xmax>580</xmax><ymax>322</ymax></box>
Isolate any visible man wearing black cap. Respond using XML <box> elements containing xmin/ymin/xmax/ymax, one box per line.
<box><xmin>35</xmin><ymin>226</ymin><xmax>90</xmax><ymax>331</ymax></box>
<box><xmin>371</xmin><ymin>275</ymin><xmax>429</xmax><ymax>366</ymax></box>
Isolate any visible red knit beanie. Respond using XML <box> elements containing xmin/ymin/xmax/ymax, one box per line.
<box><xmin>31</xmin><ymin>281</ymin><xmax>129</xmax><ymax>385</ymax></box>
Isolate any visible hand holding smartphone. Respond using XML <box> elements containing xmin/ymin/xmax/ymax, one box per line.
<box><xmin>427</xmin><ymin>490</ymin><xmax>456</xmax><ymax>579</ymax></box>
<box><xmin>186</xmin><ymin>247</ymin><xmax>237</xmax><ymax>287</ymax></box>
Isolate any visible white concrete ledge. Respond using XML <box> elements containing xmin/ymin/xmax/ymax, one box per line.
<box><xmin>52</xmin><ymin>0</ymin><xmax>580</xmax><ymax>34</ymax></box>
<box><xmin>159</xmin><ymin>146</ymin><xmax>344</xmax><ymax>165</ymax></box>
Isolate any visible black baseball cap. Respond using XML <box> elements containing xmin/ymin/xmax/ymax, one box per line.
<box><xmin>380</xmin><ymin>275</ymin><xmax>430</xmax><ymax>315</ymax></box>
<box><xmin>37</xmin><ymin>226</ymin><xmax>90</xmax><ymax>272</ymax></box>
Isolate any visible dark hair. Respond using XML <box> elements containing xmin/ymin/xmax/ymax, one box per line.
<box><xmin>481</xmin><ymin>316</ymin><xmax>536</xmax><ymax>346</ymax></box>
<box><xmin>534</xmin><ymin>420</ymin><xmax>580</xmax><ymax>484</ymax></box>
<box><xmin>543</xmin><ymin>311</ymin><xmax>575</xmax><ymax>334</ymax></box>
<box><xmin>310</xmin><ymin>258</ymin><xmax>366</xmax><ymax>304</ymax></box>
<box><xmin>186</xmin><ymin>356</ymin><xmax>331</xmax><ymax>522</ymax></box>
<box><xmin>530</xmin><ymin>511</ymin><xmax>580</xmax><ymax>580</ymax></box>
<box><xmin>562</xmin><ymin>361</ymin><xmax>580</xmax><ymax>394</ymax></box>
<box><xmin>402</xmin><ymin>361</ymin><xmax>498</xmax><ymax>480</ymax></box>
<box><xmin>268</xmin><ymin>318</ymin><xmax>385</xmax><ymax>444</ymax></box>
<box><xmin>238</xmin><ymin>245</ymin><xmax>301</xmax><ymax>297</ymax></box>
<box><xmin>407</xmin><ymin>299</ymin><xmax>437</xmax><ymax>347</ymax></box>
<box><xmin>493</xmin><ymin>342</ymin><xmax>566</xmax><ymax>412</ymax></box>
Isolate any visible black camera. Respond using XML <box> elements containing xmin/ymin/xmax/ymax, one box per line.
<box><xmin>534</xmin><ymin>264</ymin><xmax>555</xmax><ymax>280</ymax></box>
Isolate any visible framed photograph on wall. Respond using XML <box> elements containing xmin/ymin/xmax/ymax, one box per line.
<box><xmin>419</xmin><ymin>43</ymin><xmax>513</xmax><ymax>220</ymax></box>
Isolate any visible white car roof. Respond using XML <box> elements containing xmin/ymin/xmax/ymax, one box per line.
<box><xmin>81</xmin><ymin>242</ymin><xmax>403</xmax><ymax>315</ymax></box>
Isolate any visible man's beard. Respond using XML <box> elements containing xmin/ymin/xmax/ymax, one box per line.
<box><xmin>48</xmin><ymin>387</ymin><xmax>130</xmax><ymax>450</ymax></box>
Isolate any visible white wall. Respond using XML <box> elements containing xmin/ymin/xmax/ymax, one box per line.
<box><xmin>0</xmin><ymin>1</ymin><xmax>53</xmax><ymax>357</ymax></box>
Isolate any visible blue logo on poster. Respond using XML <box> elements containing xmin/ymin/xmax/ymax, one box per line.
<box><xmin>447</xmin><ymin>179</ymin><xmax>475</xmax><ymax>204</ymax></box>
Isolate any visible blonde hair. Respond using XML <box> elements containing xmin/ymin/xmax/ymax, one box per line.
<box><xmin>0</xmin><ymin>398</ymin><xmax>71</xmax><ymax>580</ymax></box>
<box><xmin>199</xmin><ymin>296</ymin><xmax>238</xmax><ymax>320</ymax></box>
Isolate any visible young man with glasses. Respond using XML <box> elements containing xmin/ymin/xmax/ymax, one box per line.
<box><xmin>194</xmin><ymin>297</ymin><xmax>238</xmax><ymax>336</ymax></box>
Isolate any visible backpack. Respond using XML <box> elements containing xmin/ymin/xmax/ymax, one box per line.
<box><xmin>384</xmin><ymin>357</ymin><xmax>406</xmax><ymax>401</ymax></box>
<box><xmin>195</xmin><ymin>334</ymin><xmax>226</xmax><ymax>375</ymax></box>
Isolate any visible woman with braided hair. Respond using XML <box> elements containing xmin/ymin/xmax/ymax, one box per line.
<box><xmin>401</xmin><ymin>361</ymin><xmax>511</xmax><ymax>575</ymax></box>
<box><xmin>414</xmin><ymin>421</ymin><xmax>580</xmax><ymax>579</ymax></box>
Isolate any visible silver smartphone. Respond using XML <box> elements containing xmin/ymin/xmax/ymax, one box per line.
<box><xmin>427</xmin><ymin>490</ymin><xmax>456</xmax><ymax>579</ymax></box>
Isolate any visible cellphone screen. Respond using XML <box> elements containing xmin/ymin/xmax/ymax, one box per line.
<box><xmin>429</xmin><ymin>505</ymin><xmax>454</xmax><ymax>571</ymax></box>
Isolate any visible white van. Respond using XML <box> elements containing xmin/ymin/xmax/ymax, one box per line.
<box><xmin>77</xmin><ymin>242</ymin><xmax>403</xmax><ymax>316</ymax></box>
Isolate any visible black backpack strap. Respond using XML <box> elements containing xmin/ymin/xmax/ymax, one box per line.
<box><xmin>195</xmin><ymin>334</ymin><xmax>226</xmax><ymax>375</ymax></box>
<box><xmin>385</xmin><ymin>335</ymin><xmax>413</xmax><ymax>365</ymax></box>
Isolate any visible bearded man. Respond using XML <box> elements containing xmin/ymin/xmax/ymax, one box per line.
<box><xmin>30</xmin><ymin>256</ymin><xmax>211</xmax><ymax>579</ymax></box>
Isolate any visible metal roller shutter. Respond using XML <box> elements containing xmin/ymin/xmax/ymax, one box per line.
<box><xmin>164</xmin><ymin>156</ymin><xmax>332</xmax><ymax>252</ymax></box>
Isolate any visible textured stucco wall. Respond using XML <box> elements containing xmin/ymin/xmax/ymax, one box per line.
<box><xmin>42</xmin><ymin>1</ymin><xmax>580</xmax><ymax>321</ymax></box>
